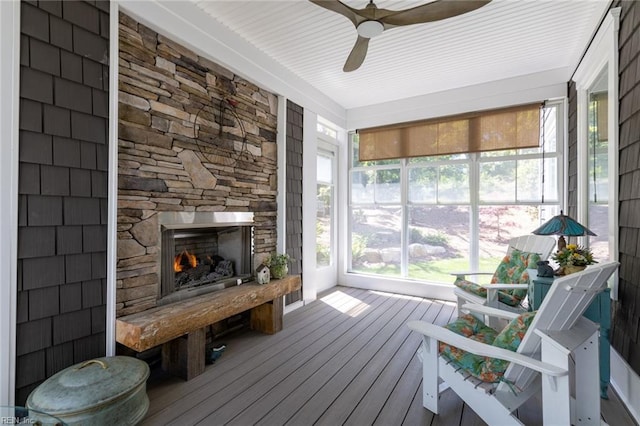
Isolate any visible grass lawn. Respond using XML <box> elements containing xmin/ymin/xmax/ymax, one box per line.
<box><xmin>353</xmin><ymin>257</ymin><xmax>502</xmax><ymax>284</ymax></box>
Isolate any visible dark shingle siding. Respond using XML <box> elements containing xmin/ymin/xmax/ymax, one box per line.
<box><xmin>53</xmin><ymin>136</ymin><xmax>81</xmax><ymax>168</ymax></box>
<box><xmin>16</xmin><ymin>318</ymin><xmax>52</xmax><ymax>356</ymax></box>
<box><xmin>43</xmin><ymin>104</ymin><xmax>71</xmax><ymax>137</ymax></box>
<box><xmin>57</xmin><ymin>225</ymin><xmax>83</xmax><ymax>255</ymax></box>
<box><xmin>16</xmin><ymin>0</ymin><xmax>109</xmax><ymax>404</ymax></box>
<box><xmin>285</xmin><ymin>100</ymin><xmax>303</xmax><ymax>305</ymax></box>
<box><xmin>18</xmin><ymin>227</ymin><xmax>55</xmax><ymax>258</ymax></box>
<box><xmin>72</xmin><ymin>26</ymin><xmax>108</xmax><ymax>64</ymax></box>
<box><xmin>21</xmin><ymin>256</ymin><xmax>65</xmax><ymax>290</ymax></box>
<box><xmin>21</xmin><ymin>3</ymin><xmax>49</xmax><ymax>42</ymax></box>
<box><xmin>29</xmin><ymin>39</ymin><xmax>60</xmax><ymax>76</ymax></box>
<box><xmin>19</xmin><ymin>100</ymin><xmax>42</xmax><ymax>133</ymax></box>
<box><xmin>607</xmin><ymin>1</ymin><xmax>640</xmax><ymax>375</ymax></box>
<box><xmin>55</xmin><ymin>78</ymin><xmax>93</xmax><ymax>113</ymax></box>
<box><xmin>60</xmin><ymin>49</ymin><xmax>82</xmax><ymax>82</ymax></box>
<box><xmin>28</xmin><ymin>286</ymin><xmax>60</xmax><ymax>321</ymax></box>
<box><xmin>59</xmin><ymin>282</ymin><xmax>82</xmax><ymax>313</ymax></box>
<box><xmin>52</xmin><ymin>309</ymin><xmax>92</xmax><ymax>345</ymax></box>
<box><xmin>63</xmin><ymin>0</ymin><xmax>100</xmax><ymax>33</ymax></box>
<box><xmin>21</xmin><ymin>67</ymin><xmax>53</xmax><ymax>104</ymax></box>
<box><xmin>50</xmin><ymin>15</ymin><xmax>73</xmax><ymax>50</ymax></box>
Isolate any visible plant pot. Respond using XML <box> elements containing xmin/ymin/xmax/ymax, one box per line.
<box><xmin>562</xmin><ymin>265</ymin><xmax>587</xmax><ymax>275</ymax></box>
<box><xmin>270</xmin><ymin>264</ymin><xmax>288</xmax><ymax>280</ymax></box>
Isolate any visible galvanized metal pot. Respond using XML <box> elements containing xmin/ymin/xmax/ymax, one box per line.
<box><xmin>26</xmin><ymin>356</ymin><xmax>150</xmax><ymax>425</ymax></box>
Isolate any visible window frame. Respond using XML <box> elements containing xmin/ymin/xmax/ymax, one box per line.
<box><xmin>347</xmin><ymin>101</ymin><xmax>564</xmax><ymax>280</ymax></box>
<box><xmin>573</xmin><ymin>7</ymin><xmax>620</xmax><ymax>298</ymax></box>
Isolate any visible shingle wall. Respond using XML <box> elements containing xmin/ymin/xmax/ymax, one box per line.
<box><xmin>611</xmin><ymin>0</ymin><xmax>640</xmax><ymax>374</ymax></box>
<box><xmin>16</xmin><ymin>0</ymin><xmax>109</xmax><ymax>404</ymax></box>
<box><xmin>569</xmin><ymin>1</ymin><xmax>640</xmax><ymax>376</ymax></box>
<box><xmin>567</xmin><ymin>81</ymin><xmax>578</xmax><ymax>220</ymax></box>
<box><xmin>285</xmin><ymin>100</ymin><xmax>303</xmax><ymax>305</ymax></box>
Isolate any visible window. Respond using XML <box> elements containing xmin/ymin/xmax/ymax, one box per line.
<box><xmin>348</xmin><ymin>103</ymin><xmax>562</xmax><ymax>284</ymax></box>
<box><xmin>587</xmin><ymin>69</ymin><xmax>610</xmax><ymax>262</ymax></box>
<box><xmin>573</xmin><ymin>8</ymin><xmax>619</xmax><ymax>296</ymax></box>
<box><xmin>316</xmin><ymin>150</ymin><xmax>334</xmax><ymax>267</ymax></box>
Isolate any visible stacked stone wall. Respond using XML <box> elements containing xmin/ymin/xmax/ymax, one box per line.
<box><xmin>117</xmin><ymin>13</ymin><xmax>278</xmax><ymax>316</ymax></box>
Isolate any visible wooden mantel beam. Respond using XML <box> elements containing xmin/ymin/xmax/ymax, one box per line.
<box><xmin>116</xmin><ymin>276</ymin><xmax>301</xmax><ymax>352</ymax></box>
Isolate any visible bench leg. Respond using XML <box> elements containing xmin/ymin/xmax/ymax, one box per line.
<box><xmin>162</xmin><ymin>327</ymin><xmax>206</xmax><ymax>380</ymax></box>
<box><xmin>250</xmin><ymin>297</ymin><xmax>283</xmax><ymax>334</ymax></box>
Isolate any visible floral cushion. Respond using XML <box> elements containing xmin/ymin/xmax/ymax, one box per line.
<box><xmin>493</xmin><ymin>311</ymin><xmax>537</xmax><ymax>351</ymax></box>
<box><xmin>454</xmin><ymin>249</ymin><xmax>541</xmax><ymax>307</ymax></box>
<box><xmin>439</xmin><ymin>312</ymin><xmax>537</xmax><ymax>383</ymax></box>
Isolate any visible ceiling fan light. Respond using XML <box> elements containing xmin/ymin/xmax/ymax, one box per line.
<box><xmin>357</xmin><ymin>20</ymin><xmax>384</xmax><ymax>38</ymax></box>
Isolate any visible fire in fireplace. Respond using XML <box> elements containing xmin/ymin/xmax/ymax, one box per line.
<box><xmin>158</xmin><ymin>212</ymin><xmax>254</xmax><ymax>305</ymax></box>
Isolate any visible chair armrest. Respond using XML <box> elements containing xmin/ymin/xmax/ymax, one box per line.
<box><xmin>460</xmin><ymin>304</ymin><xmax>520</xmax><ymax>321</ymax></box>
<box><xmin>407</xmin><ymin>320</ymin><xmax>567</xmax><ymax>377</ymax></box>
<box><xmin>535</xmin><ymin>317</ymin><xmax>599</xmax><ymax>353</ymax></box>
<box><xmin>478</xmin><ymin>283</ymin><xmax>529</xmax><ymax>290</ymax></box>
<box><xmin>450</xmin><ymin>271</ymin><xmax>493</xmax><ymax>278</ymax></box>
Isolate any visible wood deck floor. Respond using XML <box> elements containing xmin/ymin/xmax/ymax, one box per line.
<box><xmin>143</xmin><ymin>286</ymin><xmax>636</xmax><ymax>426</ymax></box>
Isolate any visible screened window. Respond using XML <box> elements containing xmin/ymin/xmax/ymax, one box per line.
<box><xmin>349</xmin><ymin>103</ymin><xmax>562</xmax><ymax>283</ymax></box>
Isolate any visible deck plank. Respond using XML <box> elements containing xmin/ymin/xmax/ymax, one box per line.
<box><xmin>141</xmin><ymin>286</ymin><xmax>635</xmax><ymax>426</ymax></box>
<box><xmin>225</xmin><ymin>295</ymin><xmax>412</xmax><ymax>425</ymax></box>
<box><xmin>277</xmin><ymin>296</ymin><xmax>421</xmax><ymax>425</ymax></box>
<box><xmin>144</xmin><ymin>287</ymin><xmax>376</xmax><ymax>422</ymax></box>
<box><xmin>343</xmin><ymin>299</ymin><xmax>447</xmax><ymax>425</ymax></box>
<box><xmin>601</xmin><ymin>386</ymin><xmax>637</xmax><ymax>426</ymax></box>
<box><xmin>150</xmin><ymin>289</ymin><xmax>397</xmax><ymax>424</ymax></box>
<box><xmin>314</xmin><ymin>296</ymin><xmax>434</xmax><ymax>426</ymax></box>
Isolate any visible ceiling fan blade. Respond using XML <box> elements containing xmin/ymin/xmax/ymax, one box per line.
<box><xmin>308</xmin><ymin>0</ymin><xmax>360</xmax><ymax>26</ymax></box>
<box><xmin>343</xmin><ymin>36</ymin><xmax>370</xmax><ymax>72</ymax></box>
<box><xmin>380</xmin><ymin>0</ymin><xmax>491</xmax><ymax>26</ymax></box>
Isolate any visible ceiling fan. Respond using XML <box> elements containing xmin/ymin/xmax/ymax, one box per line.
<box><xmin>309</xmin><ymin>0</ymin><xmax>492</xmax><ymax>72</ymax></box>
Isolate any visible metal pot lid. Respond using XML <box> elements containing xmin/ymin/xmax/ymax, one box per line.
<box><xmin>27</xmin><ymin>356</ymin><xmax>149</xmax><ymax>415</ymax></box>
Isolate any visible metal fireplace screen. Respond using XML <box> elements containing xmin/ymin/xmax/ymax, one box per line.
<box><xmin>158</xmin><ymin>212</ymin><xmax>254</xmax><ymax>305</ymax></box>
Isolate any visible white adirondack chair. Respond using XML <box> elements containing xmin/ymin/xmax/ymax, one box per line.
<box><xmin>453</xmin><ymin>235</ymin><xmax>556</xmax><ymax>317</ymax></box>
<box><xmin>409</xmin><ymin>261</ymin><xmax>618</xmax><ymax>425</ymax></box>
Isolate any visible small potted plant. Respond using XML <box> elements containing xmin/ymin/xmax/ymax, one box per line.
<box><xmin>263</xmin><ymin>253</ymin><xmax>292</xmax><ymax>279</ymax></box>
<box><xmin>552</xmin><ymin>244</ymin><xmax>596</xmax><ymax>275</ymax></box>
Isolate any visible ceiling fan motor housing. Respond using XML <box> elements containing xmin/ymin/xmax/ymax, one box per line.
<box><xmin>357</xmin><ymin>20</ymin><xmax>384</xmax><ymax>38</ymax></box>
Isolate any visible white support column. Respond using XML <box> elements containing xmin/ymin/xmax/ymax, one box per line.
<box><xmin>0</xmin><ymin>0</ymin><xmax>20</xmax><ymax>406</ymax></box>
<box><xmin>105</xmin><ymin>0</ymin><xmax>120</xmax><ymax>357</ymax></box>
<box><xmin>302</xmin><ymin>110</ymin><xmax>318</xmax><ymax>303</ymax></box>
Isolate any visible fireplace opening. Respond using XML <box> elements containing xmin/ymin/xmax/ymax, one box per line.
<box><xmin>158</xmin><ymin>212</ymin><xmax>254</xmax><ymax>305</ymax></box>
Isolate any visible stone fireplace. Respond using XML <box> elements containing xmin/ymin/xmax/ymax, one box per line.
<box><xmin>116</xmin><ymin>14</ymin><xmax>278</xmax><ymax>317</ymax></box>
<box><xmin>158</xmin><ymin>212</ymin><xmax>254</xmax><ymax>305</ymax></box>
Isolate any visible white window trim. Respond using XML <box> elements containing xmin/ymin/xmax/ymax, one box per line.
<box><xmin>106</xmin><ymin>0</ymin><xmax>120</xmax><ymax>356</ymax></box>
<box><xmin>0</xmin><ymin>0</ymin><xmax>20</xmax><ymax>406</ymax></box>
<box><xmin>343</xmin><ymin>102</ymin><xmax>564</xmax><ymax>298</ymax></box>
<box><xmin>573</xmin><ymin>7</ymin><xmax>620</xmax><ymax>299</ymax></box>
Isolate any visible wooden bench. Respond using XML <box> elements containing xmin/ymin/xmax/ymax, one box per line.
<box><xmin>116</xmin><ymin>275</ymin><xmax>301</xmax><ymax>379</ymax></box>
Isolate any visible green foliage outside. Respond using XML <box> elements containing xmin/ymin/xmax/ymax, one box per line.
<box><xmin>352</xmin><ymin>257</ymin><xmax>501</xmax><ymax>284</ymax></box>
<box><xmin>351</xmin><ymin>234</ymin><xmax>368</xmax><ymax>260</ymax></box>
<box><xmin>409</xmin><ymin>227</ymin><xmax>448</xmax><ymax>246</ymax></box>
<box><xmin>316</xmin><ymin>221</ymin><xmax>330</xmax><ymax>266</ymax></box>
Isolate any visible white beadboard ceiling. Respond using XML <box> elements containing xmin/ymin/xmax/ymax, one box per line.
<box><xmin>191</xmin><ymin>0</ymin><xmax>610</xmax><ymax>111</ymax></box>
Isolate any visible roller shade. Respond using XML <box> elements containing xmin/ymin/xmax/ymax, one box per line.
<box><xmin>591</xmin><ymin>91</ymin><xmax>608</xmax><ymax>142</ymax></box>
<box><xmin>358</xmin><ymin>103</ymin><xmax>542</xmax><ymax>161</ymax></box>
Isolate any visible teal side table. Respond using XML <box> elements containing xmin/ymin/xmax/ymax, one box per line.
<box><xmin>529</xmin><ymin>275</ymin><xmax>611</xmax><ymax>399</ymax></box>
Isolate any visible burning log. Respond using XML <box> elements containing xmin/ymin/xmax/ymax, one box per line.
<box><xmin>174</xmin><ymin>250</ymin><xmax>197</xmax><ymax>272</ymax></box>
